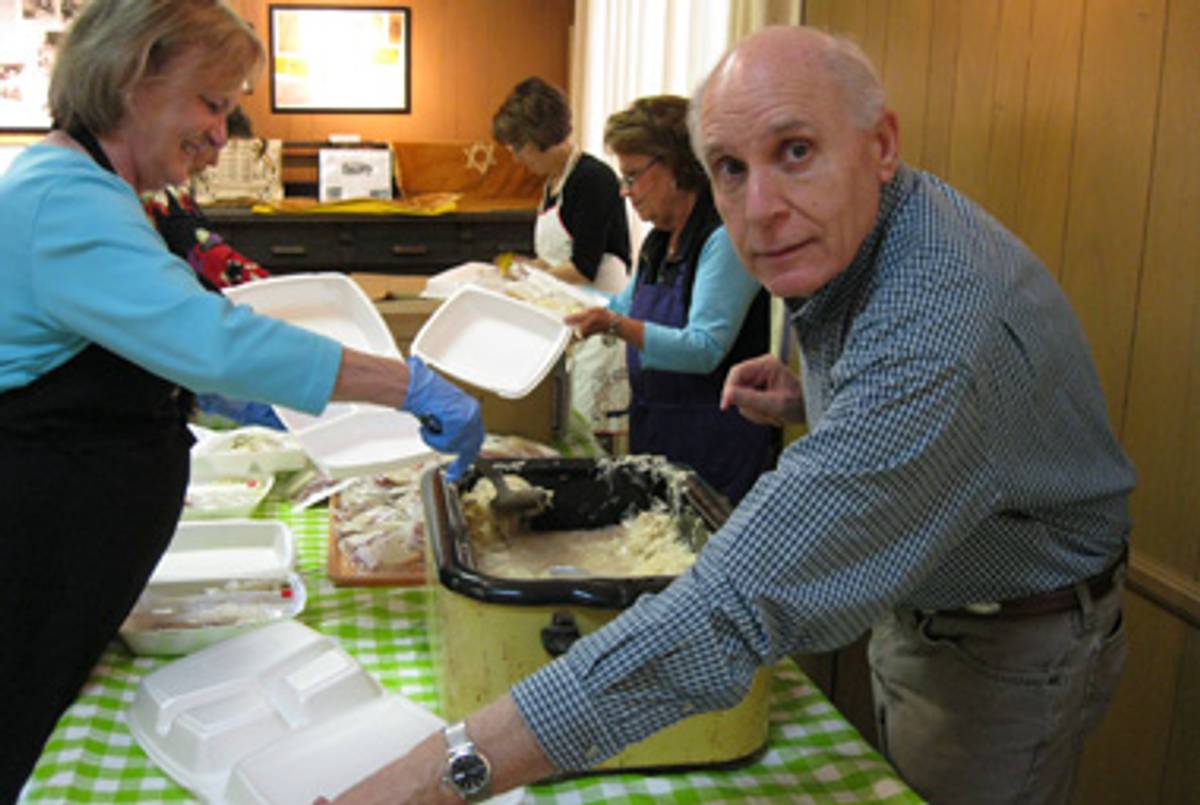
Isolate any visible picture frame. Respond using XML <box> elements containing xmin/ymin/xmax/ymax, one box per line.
<box><xmin>269</xmin><ymin>4</ymin><xmax>411</xmax><ymax>115</ymax></box>
<box><xmin>0</xmin><ymin>0</ymin><xmax>81</xmax><ymax>131</ymax></box>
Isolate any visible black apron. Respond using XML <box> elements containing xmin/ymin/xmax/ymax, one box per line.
<box><xmin>0</xmin><ymin>127</ymin><xmax>194</xmax><ymax>800</ymax></box>
<box><xmin>626</xmin><ymin>188</ymin><xmax>777</xmax><ymax>504</ymax></box>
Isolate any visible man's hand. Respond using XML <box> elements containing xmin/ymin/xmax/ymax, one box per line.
<box><xmin>721</xmin><ymin>354</ymin><xmax>805</xmax><ymax>426</ymax></box>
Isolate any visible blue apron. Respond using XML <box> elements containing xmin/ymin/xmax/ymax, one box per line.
<box><xmin>626</xmin><ymin>190</ymin><xmax>776</xmax><ymax>503</ymax></box>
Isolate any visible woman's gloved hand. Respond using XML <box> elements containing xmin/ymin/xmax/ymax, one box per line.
<box><xmin>401</xmin><ymin>356</ymin><xmax>484</xmax><ymax>481</ymax></box>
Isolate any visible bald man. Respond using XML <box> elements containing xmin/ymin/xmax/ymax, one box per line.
<box><xmin>328</xmin><ymin>26</ymin><xmax>1133</xmax><ymax>805</ymax></box>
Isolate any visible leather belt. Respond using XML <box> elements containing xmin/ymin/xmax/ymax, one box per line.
<box><xmin>946</xmin><ymin>549</ymin><xmax>1127</xmax><ymax>619</ymax></box>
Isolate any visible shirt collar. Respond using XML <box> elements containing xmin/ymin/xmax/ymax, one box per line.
<box><xmin>786</xmin><ymin>163</ymin><xmax>916</xmax><ymax>328</ymax></box>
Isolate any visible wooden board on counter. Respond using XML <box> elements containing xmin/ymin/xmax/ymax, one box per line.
<box><xmin>326</xmin><ymin>489</ymin><xmax>427</xmax><ymax>587</ymax></box>
<box><xmin>326</xmin><ymin>529</ymin><xmax>425</xmax><ymax>587</ymax></box>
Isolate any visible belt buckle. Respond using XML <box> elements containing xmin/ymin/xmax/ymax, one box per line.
<box><xmin>962</xmin><ymin>601</ymin><xmax>1002</xmax><ymax>616</ymax></box>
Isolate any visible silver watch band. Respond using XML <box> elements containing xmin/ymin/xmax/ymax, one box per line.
<box><xmin>443</xmin><ymin>721</ymin><xmax>492</xmax><ymax>802</ymax></box>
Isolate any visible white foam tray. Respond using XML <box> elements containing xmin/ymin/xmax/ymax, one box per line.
<box><xmin>191</xmin><ymin>426</ymin><xmax>308</xmax><ymax>478</ymax></box>
<box><xmin>121</xmin><ymin>521</ymin><xmax>305</xmax><ymax>656</ymax></box>
<box><xmin>128</xmin><ymin>621</ymin><xmax>526</xmax><ymax>804</ymax></box>
<box><xmin>182</xmin><ymin>473</ymin><xmax>274</xmax><ymax>520</ymax></box>
<box><xmin>421</xmin><ymin>261</ymin><xmax>607</xmax><ymax>310</ymax></box>
<box><xmin>412</xmin><ymin>284</ymin><xmax>570</xmax><ymax>399</ymax></box>
<box><xmin>225</xmin><ymin>274</ymin><xmax>432</xmax><ymax>479</ymax></box>
<box><xmin>420</xmin><ymin>260</ymin><xmax>508</xmax><ymax>299</ymax></box>
<box><xmin>148</xmin><ymin>520</ymin><xmax>295</xmax><ymax>584</ymax></box>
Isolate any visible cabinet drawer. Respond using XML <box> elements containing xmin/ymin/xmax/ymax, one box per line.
<box><xmin>351</xmin><ymin>221</ymin><xmax>462</xmax><ymax>270</ymax></box>
<box><xmin>456</xmin><ymin>221</ymin><xmax>534</xmax><ymax>257</ymax></box>
<box><xmin>214</xmin><ymin>221</ymin><xmax>348</xmax><ymax>271</ymax></box>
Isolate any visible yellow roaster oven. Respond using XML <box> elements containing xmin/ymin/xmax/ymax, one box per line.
<box><xmin>420</xmin><ymin>457</ymin><xmax>772</xmax><ymax>774</ymax></box>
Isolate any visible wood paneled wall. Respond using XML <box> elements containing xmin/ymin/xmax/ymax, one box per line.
<box><xmin>805</xmin><ymin>1</ymin><xmax>1200</xmax><ymax>802</ymax></box>
<box><xmin>226</xmin><ymin>0</ymin><xmax>573</xmax><ymax>144</ymax></box>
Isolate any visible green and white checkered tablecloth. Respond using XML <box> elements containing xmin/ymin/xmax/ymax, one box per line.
<box><xmin>21</xmin><ymin>503</ymin><xmax>921</xmax><ymax>804</ymax></box>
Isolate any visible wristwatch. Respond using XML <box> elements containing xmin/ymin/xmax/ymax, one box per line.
<box><xmin>442</xmin><ymin>721</ymin><xmax>492</xmax><ymax>802</ymax></box>
<box><xmin>605</xmin><ymin>313</ymin><xmax>622</xmax><ymax>339</ymax></box>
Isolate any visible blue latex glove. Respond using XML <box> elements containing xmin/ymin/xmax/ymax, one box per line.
<box><xmin>194</xmin><ymin>393</ymin><xmax>285</xmax><ymax>430</ymax></box>
<box><xmin>401</xmin><ymin>356</ymin><xmax>484</xmax><ymax>482</ymax></box>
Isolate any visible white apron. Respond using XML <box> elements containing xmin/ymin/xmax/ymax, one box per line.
<box><xmin>536</xmin><ymin>150</ymin><xmax>630</xmax><ymax>444</ymax></box>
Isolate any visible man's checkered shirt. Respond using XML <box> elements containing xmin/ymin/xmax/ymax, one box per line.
<box><xmin>512</xmin><ymin>164</ymin><xmax>1135</xmax><ymax>771</ymax></box>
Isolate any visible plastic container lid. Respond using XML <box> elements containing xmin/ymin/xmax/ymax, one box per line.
<box><xmin>127</xmin><ymin>620</ymin><xmax>525</xmax><ymax>804</ymax></box>
<box><xmin>412</xmin><ymin>284</ymin><xmax>570</xmax><ymax>399</ymax></box>
<box><xmin>225</xmin><ymin>274</ymin><xmax>433</xmax><ymax>479</ymax></box>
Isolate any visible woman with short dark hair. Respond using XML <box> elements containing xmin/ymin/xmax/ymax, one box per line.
<box><xmin>492</xmin><ymin>77</ymin><xmax>630</xmax><ymax>295</ymax></box>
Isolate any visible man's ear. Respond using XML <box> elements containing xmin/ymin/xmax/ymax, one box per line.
<box><xmin>873</xmin><ymin>110</ymin><xmax>900</xmax><ymax>182</ymax></box>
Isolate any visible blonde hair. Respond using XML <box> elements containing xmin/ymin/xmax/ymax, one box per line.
<box><xmin>50</xmin><ymin>0</ymin><xmax>263</xmax><ymax>134</ymax></box>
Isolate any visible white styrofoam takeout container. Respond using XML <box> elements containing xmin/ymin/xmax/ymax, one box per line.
<box><xmin>120</xmin><ymin>520</ymin><xmax>306</xmax><ymax>656</ymax></box>
<box><xmin>127</xmin><ymin>620</ymin><xmax>526</xmax><ymax>804</ymax></box>
<box><xmin>420</xmin><ymin>260</ymin><xmax>509</xmax><ymax>299</ymax></box>
<box><xmin>224</xmin><ymin>274</ymin><xmax>433</xmax><ymax>479</ymax></box>
<box><xmin>181</xmin><ymin>472</ymin><xmax>275</xmax><ymax>520</ymax></box>
<box><xmin>191</xmin><ymin>426</ymin><xmax>308</xmax><ymax>477</ymax></box>
<box><xmin>421</xmin><ymin>261</ymin><xmax>607</xmax><ymax>311</ymax></box>
<box><xmin>412</xmin><ymin>284</ymin><xmax>571</xmax><ymax>399</ymax></box>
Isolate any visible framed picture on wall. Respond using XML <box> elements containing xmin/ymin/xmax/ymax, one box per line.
<box><xmin>269</xmin><ymin>4</ymin><xmax>411</xmax><ymax>114</ymax></box>
<box><xmin>0</xmin><ymin>0</ymin><xmax>80</xmax><ymax>131</ymax></box>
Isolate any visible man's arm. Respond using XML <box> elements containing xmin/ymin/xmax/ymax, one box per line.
<box><xmin>324</xmin><ymin>695</ymin><xmax>555</xmax><ymax>804</ymax></box>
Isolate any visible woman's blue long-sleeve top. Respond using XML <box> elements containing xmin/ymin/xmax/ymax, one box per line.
<box><xmin>0</xmin><ymin>144</ymin><xmax>340</xmax><ymax>410</ymax></box>
<box><xmin>608</xmin><ymin>225</ymin><xmax>760</xmax><ymax>373</ymax></box>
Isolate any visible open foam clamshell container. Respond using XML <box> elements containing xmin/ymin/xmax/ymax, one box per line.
<box><xmin>128</xmin><ymin>620</ymin><xmax>525</xmax><ymax>804</ymax></box>
<box><xmin>190</xmin><ymin>426</ymin><xmax>308</xmax><ymax>477</ymax></box>
<box><xmin>421</xmin><ymin>457</ymin><xmax>773</xmax><ymax>773</ymax></box>
<box><xmin>120</xmin><ymin>520</ymin><xmax>306</xmax><ymax>656</ymax></box>
<box><xmin>411</xmin><ymin>284</ymin><xmax>571</xmax><ymax>399</ymax></box>
<box><xmin>224</xmin><ymin>274</ymin><xmax>434</xmax><ymax>478</ymax></box>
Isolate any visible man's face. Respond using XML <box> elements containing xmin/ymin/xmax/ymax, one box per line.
<box><xmin>698</xmin><ymin>54</ymin><xmax>897</xmax><ymax>298</ymax></box>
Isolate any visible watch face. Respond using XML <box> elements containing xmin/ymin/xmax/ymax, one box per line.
<box><xmin>449</xmin><ymin>753</ymin><xmax>489</xmax><ymax>793</ymax></box>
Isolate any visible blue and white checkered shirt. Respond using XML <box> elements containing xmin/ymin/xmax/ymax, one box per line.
<box><xmin>512</xmin><ymin>164</ymin><xmax>1135</xmax><ymax>770</ymax></box>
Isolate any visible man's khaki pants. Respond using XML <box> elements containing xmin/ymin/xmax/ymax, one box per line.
<box><xmin>869</xmin><ymin>575</ymin><xmax>1126</xmax><ymax>805</ymax></box>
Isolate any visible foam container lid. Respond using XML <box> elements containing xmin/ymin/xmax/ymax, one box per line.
<box><xmin>420</xmin><ymin>260</ymin><xmax>508</xmax><ymax>299</ymax></box>
<box><xmin>182</xmin><ymin>473</ymin><xmax>275</xmax><ymax>521</ymax></box>
<box><xmin>225</xmin><ymin>274</ymin><xmax>432</xmax><ymax>479</ymax></box>
<box><xmin>191</xmin><ymin>426</ymin><xmax>308</xmax><ymax>478</ymax></box>
<box><xmin>412</xmin><ymin>284</ymin><xmax>570</xmax><ymax>399</ymax></box>
<box><xmin>128</xmin><ymin>620</ymin><xmax>525</xmax><ymax>804</ymax></box>
<box><xmin>121</xmin><ymin>521</ymin><xmax>305</xmax><ymax>657</ymax></box>
<box><xmin>147</xmin><ymin>520</ymin><xmax>294</xmax><ymax>584</ymax></box>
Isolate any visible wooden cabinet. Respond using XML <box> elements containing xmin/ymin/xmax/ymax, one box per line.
<box><xmin>206</xmin><ymin>208</ymin><xmax>535</xmax><ymax>276</ymax></box>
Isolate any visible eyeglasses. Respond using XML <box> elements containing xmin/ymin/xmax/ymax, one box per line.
<box><xmin>618</xmin><ymin>157</ymin><xmax>660</xmax><ymax>191</ymax></box>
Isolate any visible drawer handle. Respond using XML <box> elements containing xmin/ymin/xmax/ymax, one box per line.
<box><xmin>270</xmin><ymin>245</ymin><xmax>308</xmax><ymax>257</ymax></box>
<box><xmin>391</xmin><ymin>244</ymin><xmax>430</xmax><ymax>256</ymax></box>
